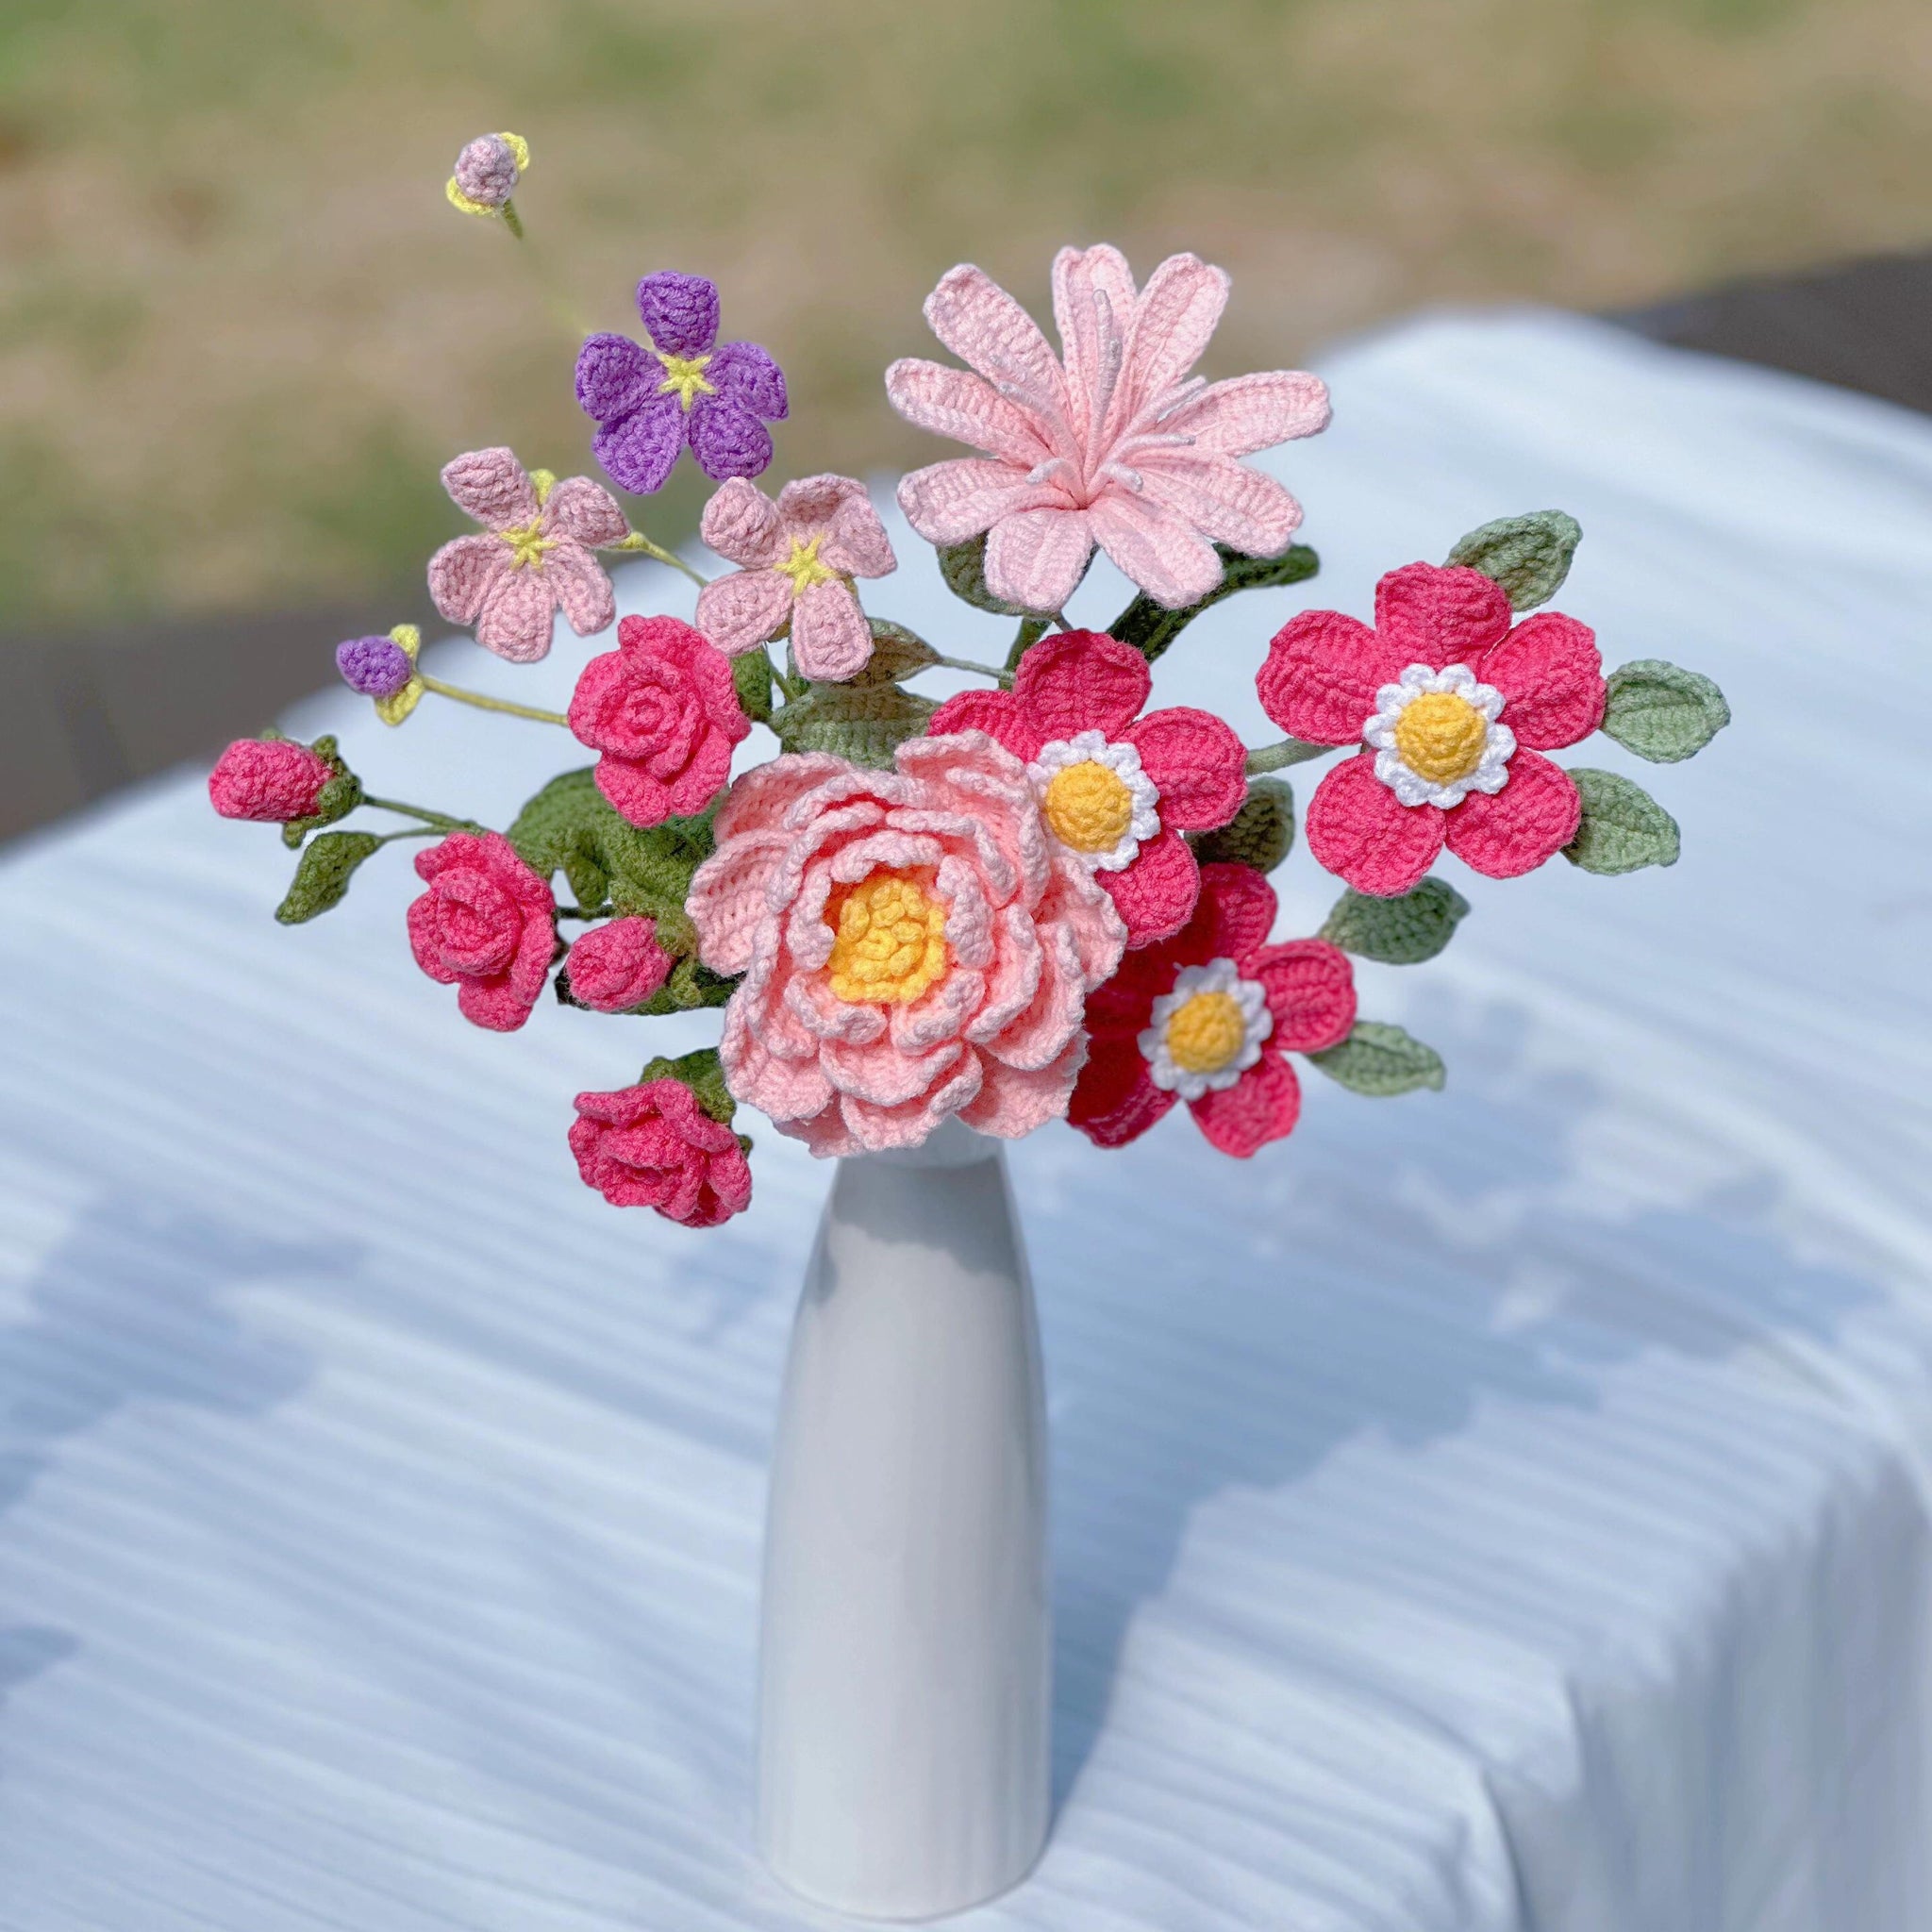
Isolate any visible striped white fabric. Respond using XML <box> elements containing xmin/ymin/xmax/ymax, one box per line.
<box><xmin>3</xmin><ymin>311</ymin><xmax>1929</xmax><ymax>1931</ymax></box>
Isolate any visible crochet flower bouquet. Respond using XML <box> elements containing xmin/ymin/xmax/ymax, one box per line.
<box><xmin>211</xmin><ymin>139</ymin><xmax>1729</xmax><ymax>1229</ymax></box>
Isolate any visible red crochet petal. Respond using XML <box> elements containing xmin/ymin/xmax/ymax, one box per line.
<box><xmin>1069</xmin><ymin>1037</ymin><xmax>1177</xmax><ymax>1148</ymax></box>
<box><xmin>1247</xmin><ymin>939</ymin><xmax>1357</xmax><ymax>1053</ymax></box>
<box><xmin>1012</xmin><ymin>629</ymin><xmax>1151</xmax><ymax>743</ymax></box>
<box><xmin>1190</xmin><ymin>1051</ymin><xmax>1301</xmax><ymax>1158</ymax></box>
<box><xmin>1105</xmin><ymin>827</ymin><xmax>1201</xmax><ymax>948</ymax></box>
<box><xmin>1443</xmin><ymin>749</ymin><xmax>1580</xmax><ymax>879</ymax></box>
<box><xmin>1256</xmin><ymin>609</ymin><xmax>1400</xmax><ymax>744</ymax></box>
<box><xmin>1374</xmin><ymin>562</ymin><xmax>1512</xmax><ymax>669</ymax></box>
<box><xmin>1187</xmin><ymin>861</ymin><xmax>1279</xmax><ymax>964</ymax></box>
<box><xmin>1476</xmin><ymin>611</ymin><xmax>1607</xmax><ymax>751</ymax></box>
<box><xmin>1305</xmin><ymin>753</ymin><xmax>1445</xmax><ymax>897</ymax></box>
<box><xmin>927</xmin><ymin>686</ymin><xmax>1035</xmax><ymax>757</ymax></box>
<box><xmin>1124</xmin><ymin>707</ymin><xmax>1247</xmax><ymax>831</ymax></box>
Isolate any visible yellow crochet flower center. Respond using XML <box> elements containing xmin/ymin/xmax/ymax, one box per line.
<box><xmin>1164</xmin><ymin>991</ymin><xmax>1247</xmax><ymax>1075</ymax></box>
<box><xmin>657</xmin><ymin>352</ymin><xmax>717</xmax><ymax>409</ymax></box>
<box><xmin>497</xmin><ymin>519</ymin><xmax>556</xmax><ymax>571</ymax></box>
<box><xmin>1042</xmin><ymin>760</ymin><xmax>1135</xmax><ymax>855</ymax></box>
<box><xmin>776</xmin><ymin>534</ymin><xmax>840</xmax><ymax>596</ymax></box>
<box><xmin>1392</xmin><ymin>691</ymin><xmax>1488</xmax><ymax>784</ymax></box>
<box><xmin>825</xmin><ymin>870</ymin><xmax>950</xmax><ymax>1006</ymax></box>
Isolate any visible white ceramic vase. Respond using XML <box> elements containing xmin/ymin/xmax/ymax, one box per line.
<box><xmin>756</xmin><ymin>1117</ymin><xmax>1051</xmax><ymax>1921</ymax></box>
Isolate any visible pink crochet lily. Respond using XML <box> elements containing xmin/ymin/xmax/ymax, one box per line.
<box><xmin>427</xmin><ymin>448</ymin><xmax>628</xmax><ymax>663</ymax></box>
<box><xmin>886</xmin><ymin>244</ymin><xmax>1329</xmax><ymax>614</ymax></box>
<box><xmin>694</xmin><ymin>475</ymin><xmax>896</xmax><ymax>681</ymax></box>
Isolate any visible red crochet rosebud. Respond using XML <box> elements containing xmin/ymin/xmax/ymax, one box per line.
<box><xmin>406</xmin><ymin>831</ymin><xmax>557</xmax><ymax>1033</ymax></box>
<box><xmin>569</xmin><ymin>1080</ymin><xmax>753</xmax><ymax>1227</ymax></box>
<box><xmin>208</xmin><ymin>739</ymin><xmax>334</xmax><ymax>823</ymax></box>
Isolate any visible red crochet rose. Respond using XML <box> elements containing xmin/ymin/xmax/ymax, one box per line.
<box><xmin>1257</xmin><ymin>562</ymin><xmax>1606</xmax><ymax>897</ymax></box>
<box><xmin>563</xmin><ymin>916</ymin><xmax>673</xmax><ymax>1012</ymax></box>
<box><xmin>1071</xmin><ymin>862</ymin><xmax>1356</xmax><ymax>1157</ymax></box>
<box><xmin>928</xmin><ymin>629</ymin><xmax>1246</xmax><ymax>946</ymax></box>
<box><xmin>407</xmin><ymin>831</ymin><xmax>557</xmax><ymax>1032</ymax></box>
<box><xmin>568</xmin><ymin>613</ymin><xmax>750</xmax><ymax>827</ymax></box>
<box><xmin>569</xmin><ymin>1080</ymin><xmax>753</xmax><ymax>1227</ymax></box>
<box><xmin>208</xmin><ymin>738</ymin><xmax>332</xmax><ymax>822</ymax></box>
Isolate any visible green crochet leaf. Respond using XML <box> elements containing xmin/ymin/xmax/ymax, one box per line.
<box><xmin>1109</xmin><ymin>542</ymin><xmax>1320</xmax><ymax>663</ymax></box>
<box><xmin>1563</xmin><ymin>767</ymin><xmax>1681</xmax><ymax>874</ymax></box>
<box><xmin>278</xmin><ymin>734</ymin><xmax>364</xmax><ymax>845</ymax></box>
<box><xmin>851</xmin><ymin>619</ymin><xmax>941</xmax><ymax>687</ymax></box>
<box><xmin>1192</xmin><ymin>776</ymin><xmax>1295</xmax><ymax>874</ymax></box>
<box><xmin>773</xmin><ymin>680</ymin><xmax>936</xmax><ymax>770</ymax></box>
<box><xmin>1307</xmin><ymin>1021</ymin><xmax>1446</xmax><ymax>1096</ymax></box>
<box><xmin>639</xmin><ymin>1045</ymin><xmax>738</xmax><ymax>1124</ymax></box>
<box><xmin>731</xmin><ymin>647</ymin><xmax>774</xmax><ymax>723</ymax></box>
<box><xmin>1319</xmin><ymin>877</ymin><xmax>1470</xmax><ymax>964</ymax></box>
<box><xmin>938</xmin><ymin>532</ymin><xmax>1028</xmax><ymax>616</ymax></box>
<box><xmin>275</xmin><ymin>830</ymin><xmax>381</xmax><ymax>924</ymax></box>
<box><xmin>1600</xmin><ymin>659</ymin><xmax>1730</xmax><ymax>763</ymax></box>
<box><xmin>1445</xmin><ymin>510</ymin><xmax>1581</xmax><ymax>611</ymax></box>
<box><xmin>631</xmin><ymin>954</ymin><xmax>740</xmax><ymax>1016</ymax></box>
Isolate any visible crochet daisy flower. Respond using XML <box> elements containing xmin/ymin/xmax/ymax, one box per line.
<box><xmin>575</xmin><ymin>273</ymin><xmax>789</xmax><ymax>496</ymax></box>
<box><xmin>693</xmin><ymin>475</ymin><xmax>896</xmax><ymax>682</ymax></box>
<box><xmin>886</xmin><ymin>244</ymin><xmax>1329</xmax><ymax>614</ymax></box>
<box><xmin>426</xmin><ymin>449</ymin><xmax>626</xmax><ymax>663</ymax></box>
<box><xmin>1070</xmin><ymin>862</ymin><xmax>1357</xmax><ymax>1157</ymax></box>
<box><xmin>927</xmin><ymin>629</ymin><xmax>1246</xmax><ymax>946</ymax></box>
<box><xmin>1257</xmin><ymin>562</ymin><xmax>1607</xmax><ymax>898</ymax></box>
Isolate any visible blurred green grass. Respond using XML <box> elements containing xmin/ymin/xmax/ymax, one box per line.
<box><xmin>1</xmin><ymin>0</ymin><xmax>1927</xmax><ymax>630</ymax></box>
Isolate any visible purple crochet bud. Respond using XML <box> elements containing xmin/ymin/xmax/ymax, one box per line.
<box><xmin>453</xmin><ymin>135</ymin><xmax>519</xmax><ymax>208</ymax></box>
<box><xmin>336</xmin><ymin>635</ymin><xmax>413</xmax><ymax>698</ymax></box>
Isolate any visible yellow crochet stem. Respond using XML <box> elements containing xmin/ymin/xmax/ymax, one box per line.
<box><xmin>418</xmin><ymin>675</ymin><xmax>570</xmax><ymax>727</ymax></box>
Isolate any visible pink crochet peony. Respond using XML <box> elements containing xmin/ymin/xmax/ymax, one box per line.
<box><xmin>685</xmin><ymin>734</ymin><xmax>1126</xmax><ymax>1156</ymax></box>
<box><xmin>407</xmin><ymin>831</ymin><xmax>557</xmax><ymax>1032</ymax></box>
<box><xmin>693</xmin><ymin>475</ymin><xmax>896</xmax><ymax>681</ymax></box>
<box><xmin>427</xmin><ymin>448</ymin><xmax>627</xmax><ymax>663</ymax></box>
<box><xmin>569</xmin><ymin>1080</ymin><xmax>753</xmax><ymax>1227</ymax></box>
<box><xmin>1071</xmin><ymin>863</ymin><xmax>1356</xmax><ymax>1158</ymax></box>
<box><xmin>886</xmin><ymin>244</ymin><xmax>1329</xmax><ymax>613</ymax></box>
<box><xmin>208</xmin><ymin>738</ymin><xmax>332</xmax><ymax>822</ymax></box>
<box><xmin>564</xmin><ymin>916</ymin><xmax>673</xmax><ymax>1012</ymax></box>
<box><xmin>568</xmin><ymin>615</ymin><xmax>751</xmax><ymax>827</ymax></box>
<box><xmin>1258</xmin><ymin>562</ymin><xmax>1606</xmax><ymax>898</ymax></box>
<box><xmin>928</xmin><ymin>628</ymin><xmax>1245</xmax><ymax>947</ymax></box>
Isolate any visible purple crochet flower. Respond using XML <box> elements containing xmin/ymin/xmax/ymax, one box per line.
<box><xmin>336</xmin><ymin>634</ymin><xmax>413</xmax><ymax>697</ymax></box>
<box><xmin>575</xmin><ymin>273</ymin><xmax>789</xmax><ymax>496</ymax></box>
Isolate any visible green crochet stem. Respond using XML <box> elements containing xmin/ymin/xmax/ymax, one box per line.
<box><xmin>612</xmin><ymin>530</ymin><xmax>710</xmax><ymax>589</ymax></box>
<box><xmin>418</xmin><ymin>675</ymin><xmax>572</xmax><ymax>727</ymax></box>
<box><xmin>1244</xmin><ymin>737</ymin><xmax>1331</xmax><ymax>775</ymax></box>
<box><xmin>360</xmin><ymin>795</ymin><xmax>487</xmax><ymax>835</ymax></box>
<box><xmin>501</xmin><ymin>199</ymin><xmax>525</xmax><ymax>242</ymax></box>
<box><xmin>929</xmin><ymin>654</ymin><xmax>1015</xmax><ymax>688</ymax></box>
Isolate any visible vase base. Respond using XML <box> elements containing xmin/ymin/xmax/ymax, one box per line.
<box><xmin>758</xmin><ymin>1829</ymin><xmax>1050</xmax><ymax>1924</ymax></box>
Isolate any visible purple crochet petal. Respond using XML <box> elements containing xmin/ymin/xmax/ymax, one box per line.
<box><xmin>637</xmin><ymin>273</ymin><xmax>719</xmax><ymax>358</ymax></box>
<box><xmin>575</xmin><ymin>333</ymin><xmax>660</xmax><ymax>422</ymax></box>
<box><xmin>687</xmin><ymin>393</ymin><xmax>774</xmax><ymax>482</ymax></box>
<box><xmin>593</xmin><ymin>392</ymin><xmax>688</xmax><ymax>495</ymax></box>
<box><xmin>707</xmin><ymin>341</ymin><xmax>789</xmax><ymax>422</ymax></box>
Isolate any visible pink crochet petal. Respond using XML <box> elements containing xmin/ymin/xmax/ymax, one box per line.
<box><xmin>1442</xmin><ymin>750</ymin><xmax>1581</xmax><ymax>879</ymax></box>
<box><xmin>687</xmin><ymin>827</ymin><xmax>790</xmax><ymax>973</ymax></box>
<box><xmin>791</xmin><ymin>580</ymin><xmax>874</xmax><ymax>682</ymax></box>
<box><xmin>922</xmin><ymin>264</ymin><xmax>1071</xmax><ymax>422</ymax></box>
<box><xmin>664</xmin><ymin>721</ymin><xmax>739</xmax><ymax>818</ymax></box>
<box><xmin>1189</xmin><ymin>1051</ymin><xmax>1300</xmax><ymax>1158</ymax></box>
<box><xmin>1257</xmin><ymin>609</ymin><xmax>1406</xmax><ymax>744</ymax></box>
<box><xmin>821</xmin><ymin>1033</ymin><xmax>967</xmax><ymax>1109</ymax></box>
<box><xmin>1051</xmin><ymin>243</ymin><xmax>1138</xmax><ymax>448</ymax></box>
<box><xmin>884</xmin><ymin>360</ymin><xmax>1052</xmax><ymax>468</ymax></box>
<box><xmin>1086</xmin><ymin>491</ymin><xmax>1223</xmax><ymax>610</ymax></box>
<box><xmin>1476</xmin><ymin>611</ymin><xmax>1607</xmax><ymax>750</ymax></box>
<box><xmin>1247</xmin><ymin>939</ymin><xmax>1357</xmax><ymax>1052</ymax></box>
<box><xmin>926</xmin><ymin>688</ymin><xmax>1032</xmax><ymax>757</ymax></box>
<box><xmin>1374</xmin><ymin>562</ymin><xmax>1513</xmax><ymax>669</ymax></box>
<box><xmin>700</xmin><ymin>477</ymin><xmax>785</xmax><ymax>568</ymax></box>
<box><xmin>722</xmin><ymin>988</ymin><xmax>835</xmax><ymax>1124</ymax></box>
<box><xmin>1124</xmin><ymin>706</ymin><xmax>1246</xmax><ymax>831</ymax></box>
<box><xmin>1041</xmin><ymin>859</ymin><xmax>1126</xmax><ymax>986</ymax></box>
<box><xmin>1188</xmin><ymin>862</ymin><xmax>1279</xmax><ymax>966</ymax></box>
<box><xmin>774</xmin><ymin>473</ymin><xmax>864</xmax><ymax>534</ymax></box>
<box><xmin>713</xmin><ymin>752</ymin><xmax>852</xmax><ymax>841</ymax></box>
<box><xmin>983</xmin><ymin>507</ymin><xmax>1096</xmax><ymax>614</ymax></box>
<box><xmin>957</xmin><ymin>1036</ymin><xmax>1087</xmax><ymax>1140</ymax></box>
<box><xmin>1160</xmin><ymin>370</ymin><xmax>1332</xmax><ymax>458</ymax></box>
<box><xmin>1137</xmin><ymin>453</ymin><xmax>1303</xmax><ymax>558</ymax></box>
<box><xmin>594</xmin><ymin>758</ymin><xmax>672</xmax><ymax>826</ymax></box>
<box><xmin>541</xmin><ymin>475</ymin><xmax>628</xmax><ymax>548</ymax></box>
<box><xmin>896</xmin><ymin>458</ymin><xmax>1062</xmax><ymax>546</ymax></box>
<box><xmin>1304</xmin><ymin>753</ymin><xmax>1446</xmax><ymax>897</ymax></box>
<box><xmin>694</xmin><ymin>567</ymin><xmax>791</xmax><ymax>656</ymax></box>
<box><xmin>541</xmin><ymin>541</ymin><xmax>617</xmax><ymax>639</ymax></box>
<box><xmin>475</xmin><ymin>567</ymin><xmax>558</xmax><ymax>663</ymax></box>
<box><xmin>441</xmin><ymin>447</ymin><xmax>536</xmax><ymax>529</ymax></box>
<box><xmin>1012</xmin><ymin>629</ymin><xmax>1150</xmax><ymax>741</ymax></box>
<box><xmin>821</xmin><ymin>491</ymin><xmax>896</xmax><ymax>579</ymax></box>
<box><xmin>426</xmin><ymin>534</ymin><xmax>508</xmax><ymax>626</ymax></box>
<box><xmin>982</xmin><ymin>921</ymin><xmax>1085</xmax><ymax>1072</ymax></box>
<box><xmin>838</xmin><ymin>1056</ymin><xmax>985</xmax><ymax>1153</ymax></box>
<box><xmin>1103</xmin><ymin>828</ymin><xmax>1199</xmax><ymax>948</ymax></box>
<box><xmin>1121</xmin><ymin>254</ymin><xmax>1229</xmax><ymax>415</ymax></box>
<box><xmin>1068</xmin><ymin>1035</ymin><xmax>1177</xmax><ymax>1148</ymax></box>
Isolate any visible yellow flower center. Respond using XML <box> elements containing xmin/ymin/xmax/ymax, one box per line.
<box><xmin>657</xmin><ymin>351</ymin><xmax>716</xmax><ymax>408</ymax></box>
<box><xmin>825</xmin><ymin>870</ymin><xmax>950</xmax><ymax>1006</ymax></box>
<box><xmin>1163</xmin><ymin>991</ymin><xmax>1248</xmax><ymax>1075</ymax></box>
<box><xmin>1041</xmin><ymin>760</ymin><xmax>1135</xmax><ymax>855</ymax></box>
<box><xmin>1392</xmin><ymin>691</ymin><xmax>1489</xmax><ymax>784</ymax></box>
<box><xmin>776</xmin><ymin>533</ymin><xmax>840</xmax><ymax>597</ymax></box>
<box><xmin>498</xmin><ymin>518</ymin><xmax>556</xmax><ymax>571</ymax></box>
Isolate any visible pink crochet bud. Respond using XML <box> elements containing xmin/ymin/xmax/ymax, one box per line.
<box><xmin>453</xmin><ymin>134</ymin><xmax>519</xmax><ymax>208</ymax></box>
<box><xmin>565</xmin><ymin>917</ymin><xmax>674</xmax><ymax>1012</ymax></box>
<box><xmin>208</xmin><ymin>739</ymin><xmax>333</xmax><ymax>823</ymax></box>
<box><xmin>569</xmin><ymin>1080</ymin><xmax>753</xmax><ymax>1227</ymax></box>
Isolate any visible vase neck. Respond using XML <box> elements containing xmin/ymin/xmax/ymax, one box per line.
<box><xmin>858</xmin><ymin>1116</ymin><xmax>1000</xmax><ymax>1171</ymax></box>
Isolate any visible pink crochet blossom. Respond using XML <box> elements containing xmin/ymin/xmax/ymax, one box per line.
<box><xmin>886</xmin><ymin>244</ymin><xmax>1329</xmax><ymax>613</ymax></box>
<box><xmin>427</xmin><ymin>448</ymin><xmax>627</xmax><ymax>663</ymax></box>
<box><xmin>685</xmin><ymin>734</ymin><xmax>1126</xmax><ymax>1156</ymax></box>
<box><xmin>568</xmin><ymin>615</ymin><xmax>752</xmax><ymax>827</ymax></box>
<box><xmin>570</xmin><ymin>1080</ymin><xmax>753</xmax><ymax>1227</ymax></box>
<box><xmin>1258</xmin><ymin>562</ymin><xmax>1606</xmax><ymax>897</ymax></box>
<box><xmin>1071</xmin><ymin>863</ymin><xmax>1357</xmax><ymax>1158</ymax></box>
<box><xmin>564</xmin><ymin>917</ymin><xmax>674</xmax><ymax>1012</ymax></box>
<box><xmin>693</xmin><ymin>475</ymin><xmax>896</xmax><ymax>681</ymax></box>
<box><xmin>928</xmin><ymin>629</ymin><xmax>1245</xmax><ymax>947</ymax></box>
<box><xmin>407</xmin><ymin>831</ymin><xmax>557</xmax><ymax>1032</ymax></box>
<box><xmin>208</xmin><ymin>739</ymin><xmax>331</xmax><ymax>822</ymax></box>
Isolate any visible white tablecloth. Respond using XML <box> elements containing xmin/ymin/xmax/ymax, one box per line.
<box><xmin>3</xmin><ymin>310</ymin><xmax>1930</xmax><ymax>1932</ymax></box>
